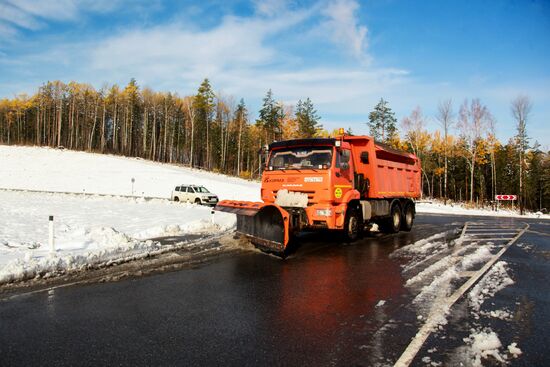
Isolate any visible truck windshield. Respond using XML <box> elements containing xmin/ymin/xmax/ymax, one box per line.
<box><xmin>268</xmin><ymin>147</ymin><xmax>333</xmax><ymax>170</ymax></box>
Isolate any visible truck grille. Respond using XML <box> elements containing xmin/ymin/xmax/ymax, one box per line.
<box><xmin>273</xmin><ymin>190</ymin><xmax>316</xmax><ymax>204</ymax></box>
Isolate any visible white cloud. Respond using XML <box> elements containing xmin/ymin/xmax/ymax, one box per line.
<box><xmin>90</xmin><ymin>10</ymin><xmax>312</xmax><ymax>84</ymax></box>
<box><xmin>253</xmin><ymin>0</ymin><xmax>290</xmax><ymax>17</ymax></box>
<box><xmin>321</xmin><ymin>0</ymin><xmax>368</xmax><ymax>61</ymax></box>
<box><xmin>0</xmin><ymin>2</ymin><xmax>43</xmax><ymax>30</ymax></box>
<box><xmin>6</xmin><ymin>0</ymin><xmax>79</xmax><ymax>21</ymax></box>
<box><xmin>0</xmin><ymin>0</ymin><xmax>131</xmax><ymax>36</ymax></box>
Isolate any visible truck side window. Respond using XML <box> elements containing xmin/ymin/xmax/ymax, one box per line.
<box><xmin>336</xmin><ymin>149</ymin><xmax>351</xmax><ymax>169</ymax></box>
<box><xmin>176</xmin><ymin>186</ymin><xmax>181</xmax><ymax>192</ymax></box>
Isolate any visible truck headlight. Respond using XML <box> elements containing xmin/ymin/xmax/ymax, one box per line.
<box><xmin>316</xmin><ymin>209</ymin><xmax>332</xmax><ymax>217</ymax></box>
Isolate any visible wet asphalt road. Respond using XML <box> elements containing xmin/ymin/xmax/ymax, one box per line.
<box><xmin>0</xmin><ymin>214</ymin><xmax>548</xmax><ymax>366</ymax></box>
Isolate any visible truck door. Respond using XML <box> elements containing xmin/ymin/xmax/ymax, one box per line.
<box><xmin>334</xmin><ymin>148</ymin><xmax>353</xmax><ymax>200</ymax></box>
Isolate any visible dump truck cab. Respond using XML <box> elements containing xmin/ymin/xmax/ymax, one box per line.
<box><xmin>261</xmin><ymin>138</ymin><xmax>359</xmax><ymax>233</ymax></box>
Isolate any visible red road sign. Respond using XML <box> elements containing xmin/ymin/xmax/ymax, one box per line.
<box><xmin>495</xmin><ymin>195</ymin><xmax>517</xmax><ymax>200</ymax></box>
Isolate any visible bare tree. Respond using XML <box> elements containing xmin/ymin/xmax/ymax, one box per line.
<box><xmin>458</xmin><ymin>99</ymin><xmax>491</xmax><ymax>203</ymax></box>
<box><xmin>511</xmin><ymin>95</ymin><xmax>532</xmax><ymax>215</ymax></box>
<box><xmin>487</xmin><ymin>115</ymin><xmax>498</xmax><ymax>207</ymax></box>
<box><xmin>402</xmin><ymin>106</ymin><xmax>431</xmax><ymax>198</ymax></box>
<box><xmin>436</xmin><ymin>99</ymin><xmax>453</xmax><ymax>205</ymax></box>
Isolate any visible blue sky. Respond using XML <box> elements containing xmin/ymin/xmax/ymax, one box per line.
<box><xmin>1</xmin><ymin>0</ymin><xmax>549</xmax><ymax>147</ymax></box>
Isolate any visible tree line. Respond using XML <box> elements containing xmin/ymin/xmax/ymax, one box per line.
<box><xmin>0</xmin><ymin>79</ymin><xmax>548</xmax><ymax>212</ymax></box>
<box><xmin>367</xmin><ymin>97</ymin><xmax>549</xmax><ymax>213</ymax></box>
<box><xmin>0</xmin><ymin>79</ymin><xmax>321</xmax><ymax>179</ymax></box>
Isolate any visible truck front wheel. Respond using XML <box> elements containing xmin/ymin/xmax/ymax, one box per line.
<box><xmin>343</xmin><ymin>209</ymin><xmax>362</xmax><ymax>242</ymax></box>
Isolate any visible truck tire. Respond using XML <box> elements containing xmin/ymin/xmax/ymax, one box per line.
<box><xmin>195</xmin><ymin>198</ymin><xmax>201</xmax><ymax>205</ymax></box>
<box><xmin>174</xmin><ymin>197</ymin><xmax>179</xmax><ymax>202</ymax></box>
<box><xmin>401</xmin><ymin>203</ymin><xmax>415</xmax><ymax>232</ymax></box>
<box><xmin>343</xmin><ymin>208</ymin><xmax>362</xmax><ymax>242</ymax></box>
<box><xmin>381</xmin><ymin>203</ymin><xmax>401</xmax><ymax>233</ymax></box>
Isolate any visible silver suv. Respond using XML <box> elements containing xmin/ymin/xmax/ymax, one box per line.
<box><xmin>171</xmin><ymin>185</ymin><xmax>219</xmax><ymax>206</ymax></box>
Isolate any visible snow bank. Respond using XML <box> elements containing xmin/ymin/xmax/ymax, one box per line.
<box><xmin>0</xmin><ymin>191</ymin><xmax>235</xmax><ymax>284</ymax></box>
<box><xmin>416</xmin><ymin>200</ymin><xmax>550</xmax><ymax>220</ymax></box>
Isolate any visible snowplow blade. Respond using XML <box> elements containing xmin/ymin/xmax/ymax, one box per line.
<box><xmin>215</xmin><ymin>200</ymin><xmax>290</xmax><ymax>254</ymax></box>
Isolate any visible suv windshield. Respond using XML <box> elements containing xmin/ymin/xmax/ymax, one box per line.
<box><xmin>268</xmin><ymin>147</ymin><xmax>333</xmax><ymax>170</ymax></box>
<box><xmin>193</xmin><ymin>186</ymin><xmax>210</xmax><ymax>193</ymax></box>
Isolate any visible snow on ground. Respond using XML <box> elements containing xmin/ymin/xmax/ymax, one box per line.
<box><xmin>454</xmin><ymin>261</ymin><xmax>521</xmax><ymax>366</ymax></box>
<box><xmin>0</xmin><ymin>145</ymin><xmax>260</xmax><ymax>200</ymax></box>
<box><xmin>416</xmin><ymin>200</ymin><xmax>550</xmax><ymax>219</ymax></box>
<box><xmin>0</xmin><ymin>145</ymin><xmax>260</xmax><ymax>284</ymax></box>
<box><xmin>468</xmin><ymin>261</ymin><xmax>514</xmax><ymax>315</ymax></box>
<box><xmin>395</xmin><ymin>229</ymin><xmax>522</xmax><ymax>366</ymax></box>
<box><xmin>0</xmin><ymin>190</ymin><xmax>236</xmax><ymax>283</ymax></box>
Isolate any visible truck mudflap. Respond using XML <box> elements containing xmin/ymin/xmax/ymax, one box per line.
<box><xmin>214</xmin><ymin>200</ymin><xmax>290</xmax><ymax>254</ymax></box>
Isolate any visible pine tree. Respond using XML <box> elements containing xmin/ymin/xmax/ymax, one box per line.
<box><xmin>367</xmin><ymin>98</ymin><xmax>397</xmax><ymax>143</ymax></box>
<box><xmin>295</xmin><ymin>97</ymin><xmax>321</xmax><ymax>138</ymax></box>
<box><xmin>257</xmin><ymin>89</ymin><xmax>282</xmax><ymax>143</ymax></box>
<box><xmin>193</xmin><ymin>78</ymin><xmax>215</xmax><ymax>168</ymax></box>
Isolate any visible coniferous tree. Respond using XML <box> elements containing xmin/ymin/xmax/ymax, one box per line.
<box><xmin>193</xmin><ymin>78</ymin><xmax>215</xmax><ymax>168</ymax></box>
<box><xmin>295</xmin><ymin>97</ymin><xmax>321</xmax><ymax>138</ymax></box>
<box><xmin>367</xmin><ymin>98</ymin><xmax>397</xmax><ymax>143</ymax></box>
<box><xmin>257</xmin><ymin>89</ymin><xmax>282</xmax><ymax>143</ymax></box>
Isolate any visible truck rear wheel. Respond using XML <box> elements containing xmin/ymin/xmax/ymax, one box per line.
<box><xmin>401</xmin><ymin>203</ymin><xmax>414</xmax><ymax>232</ymax></box>
<box><xmin>343</xmin><ymin>208</ymin><xmax>362</xmax><ymax>242</ymax></box>
<box><xmin>381</xmin><ymin>204</ymin><xmax>401</xmax><ymax>233</ymax></box>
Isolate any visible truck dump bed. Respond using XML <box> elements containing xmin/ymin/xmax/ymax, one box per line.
<box><xmin>345</xmin><ymin>136</ymin><xmax>421</xmax><ymax>199</ymax></box>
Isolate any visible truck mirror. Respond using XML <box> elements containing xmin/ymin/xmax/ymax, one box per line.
<box><xmin>341</xmin><ymin>162</ymin><xmax>349</xmax><ymax>170</ymax></box>
<box><xmin>360</xmin><ymin>151</ymin><xmax>369</xmax><ymax>164</ymax></box>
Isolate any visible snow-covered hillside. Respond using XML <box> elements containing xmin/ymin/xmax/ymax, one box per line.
<box><xmin>0</xmin><ymin>145</ymin><xmax>260</xmax><ymax>284</ymax></box>
<box><xmin>0</xmin><ymin>145</ymin><xmax>260</xmax><ymax>200</ymax></box>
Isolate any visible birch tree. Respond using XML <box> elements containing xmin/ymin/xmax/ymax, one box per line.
<box><xmin>436</xmin><ymin>99</ymin><xmax>453</xmax><ymax>205</ymax></box>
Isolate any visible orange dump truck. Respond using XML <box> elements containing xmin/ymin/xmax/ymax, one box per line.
<box><xmin>215</xmin><ymin>134</ymin><xmax>421</xmax><ymax>255</ymax></box>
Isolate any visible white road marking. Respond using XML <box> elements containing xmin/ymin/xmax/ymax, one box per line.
<box><xmin>393</xmin><ymin>222</ymin><xmax>529</xmax><ymax>367</ymax></box>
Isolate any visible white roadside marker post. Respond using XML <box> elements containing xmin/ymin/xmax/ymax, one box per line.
<box><xmin>49</xmin><ymin>215</ymin><xmax>55</xmax><ymax>254</ymax></box>
<box><xmin>211</xmin><ymin>209</ymin><xmax>215</xmax><ymax>224</ymax></box>
<box><xmin>131</xmin><ymin>177</ymin><xmax>135</xmax><ymax>196</ymax></box>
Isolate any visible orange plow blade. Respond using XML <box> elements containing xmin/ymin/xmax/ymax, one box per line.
<box><xmin>214</xmin><ymin>200</ymin><xmax>290</xmax><ymax>254</ymax></box>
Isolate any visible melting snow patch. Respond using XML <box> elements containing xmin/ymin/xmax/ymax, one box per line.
<box><xmin>375</xmin><ymin>300</ymin><xmax>386</xmax><ymax>307</ymax></box>
<box><xmin>393</xmin><ymin>230</ymin><xmax>457</xmax><ymax>256</ymax></box>
<box><xmin>466</xmin><ymin>329</ymin><xmax>505</xmax><ymax>366</ymax></box>
<box><xmin>507</xmin><ymin>342</ymin><xmax>522</xmax><ymax>358</ymax></box>
<box><xmin>468</xmin><ymin>261</ymin><xmax>514</xmax><ymax>315</ymax></box>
